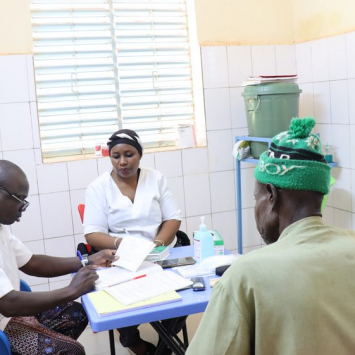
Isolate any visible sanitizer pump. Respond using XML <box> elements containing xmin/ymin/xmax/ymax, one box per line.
<box><xmin>194</xmin><ymin>216</ymin><xmax>214</xmax><ymax>261</ymax></box>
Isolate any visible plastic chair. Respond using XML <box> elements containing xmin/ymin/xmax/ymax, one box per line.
<box><xmin>0</xmin><ymin>279</ymin><xmax>31</xmax><ymax>354</ymax></box>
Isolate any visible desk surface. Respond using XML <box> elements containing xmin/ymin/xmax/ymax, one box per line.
<box><xmin>82</xmin><ymin>246</ymin><xmax>215</xmax><ymax>332</ymax></box>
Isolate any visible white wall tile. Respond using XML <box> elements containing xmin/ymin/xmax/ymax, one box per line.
<box><xmin>167</xmin><ymin>176</ymin><xmax>185</xmax><ymax>218</ymax></box>
<box><xmin>204</xmin><ymin>88</ymin><xmax>231</xmax><ymax>130</ymax></box>
<box><xmin>241</xmin><ymin>207</ymin><xmax>261</xmax><ymax>249</ymax></box>
<box><xmin>296</xmin><ymin>42</ymin><xmax>313</xmax><ymax>83</ymax></box>
<box><xmin>3</xmin><ymin>149</ymin><xmax>38</xmax><ymax>195</ymax></box>
<box><xmin>298</xmin><ymin>83</ymin><xmax>314</xmax><ymax>118</ymax></box>
<box><xmin>240</xmin><ymin>168</ymin><xmax>256</xmax><ymax>209</ymax></box>
<box><xmin>210</xmin><ymin>170</ymin><xmax>235</xmax><ymax>213</ymax></box>
<box><xmin>331</xmin><ymin>124</ymin><xmax>351</xmax><ymax>169</ymax></box>
<box><xmin>20</xmin><ymin>240</ymin><xmax>48</xmax><ymax>286</ymax></box>
<box><xmin>0</xmin><ymin>55</ymin><xmax>29</xmax><ymax>103</ymax></box>
<box><xmin>351</xmin><ymin>125</ymin><xmax>355</xmax><ymax>170</ymax></box>
<box><xmin>275</xmin><ymin>45</ymin><xmax>296</xmax><ymax>75</ymax></box>
<box><xmin>67</xmin><ymin>159</ymin><xmax>98</xmax><ymax>190</ymax></box>
<box><xmin>311</xmin><ymin>38</ymin><xmax>329</xmax><ymax>82</ymax></box>
<box><xmin>207</xmin><ymin>130</ymin><xmax>234</xmax><ymax>172</ymax></box>
<box><xmin>34</xmin><ymin>148</ymin><xmax>43</xmax><ymax>165</ymax></box>
<box><xmin>30</xmin><ymin>102</ymin><xmax>41</xmax><ymax>149</ymax></box>
<box><xmin>74</xmin><ymin>233</ymin><xmax>86</xmax><ymax>247</ymax></box>
<box><xmin>11</xmin><ymin>194</ymin><xmax>43</xmax><ymax>242</ymax></box>
<box><xmin>201</xmin><ymin>47</ymin><xmax>229</xmax><ymax>88</ymax></box>
<box><xmin>330</xmin><ymin>80</ymin><xmax>349</xmax><ymax>124</ymax></box>
<box><xmin>346</xmin><ymin>32</ymin><xmax>355</xmax><ymax>79</ymax></box>
<box><xmin>45</xmin><ymin>235</ymin><xmax>76</xmax><ymax>257</ymax></box>
<box><xmin>49</xmin><ymin>279</ymin><xmax>71</xmax><ymax>290</ymax></box>
<box><xmin>40</xmin><ymin>191</ymin><xmax>73</xmax><ymax>238</ymax></box>
<box><xmin>0</xmin><ymin>103</ymin><xmax>33</xmax><ymax>150</ymax></box>
<box><xmin>230</xmin><ymin>87</ymin><xmax>247</xmax><ymax>129</ymax></box>
<box><xmin>332</xmin><ymin>168</ymin><xmax>352</xmax><ymax>211</ymax></box>
<box><xmin>212</xmin><ymin>211</ymin><xmax>238</xmax><ymax>251</ymax></box>
<box><xmin>328</xmin><ymin>35</ymin><xmax>347</xmax><ymax>80</ymax></box>
<box><xmin>155</xmin><ymin>150</ymin><xmax>182</xmax><ymax>178</ymax></box>
<box><xmin>333</xmin><ymin>209</ymin><xmax>352</xmax><ymax>229</ymax></box>
<box><xmin>97</xmin><ymin>156</ymin><xmax>111</xmax><ymax>175</ymax></box>
<box><xmin>70</xmin><ymin>189</ymin><xmax>86</xmax><ymax>234</ymax></box>
<box><xmin>182</xmin><ymin>148</ymin><xmax>208</xmax><ymax>175</ymax></box>
<box><xmin>26</xmin><ymin>55</ymin><xmax>36</xmax><ymax>102</ymax></box>
<box><xmin>251</xmin><ymin>46</ymin><xmax>276</xmax><ymax>76</ymax></box>
<box><xmin>186</xmin><ymin>214</ymin><xmax>212</xmax><ymax>239</ymax></box>
<box><xmin>314</xmin><ymin>123</ymin><xmax>332</xmax><ymax>150</ymax></box>
<box><xmin>37</xmin><ymin>162</ymin><xmax>69</xmax><ymax>193</ymax></box>
<box><xmin>184</xmin><ymin>174</ymin><xmax>211</xmax><ymax>217</ymax></box>
<box><xmin>227</xmin><ymin>46</ymin><xmax>252</xmax><ymax>87</ymax></box>
<box><xmin>351</xmin><ymin>169</ymin><xmax>355</xmax><ymax>212</ymax></box>
<box><xmin>313</xmin><ymin>82</ymin><xmax>331</xmax><ymax>124</ymax></box>
<box><xmin>140</xmin><ymin>153</ymin><xmax>155</xmax><ymax>170</ymax></box>
<box><xmin>353</xmin><ymin>213</ymin><xmax>355</xmax><ymax>230</ymax></box>
<box><xmin>31</xmin><ymin>283</ymin><xmax>50</xmax><ymax>292</ymax></box>
<box><xmin>348</xmin><ymin>79</ymin><xmax>355</xmax><ymax>125</ymax></box>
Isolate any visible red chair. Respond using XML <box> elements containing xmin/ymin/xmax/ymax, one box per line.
<box><xmin>77</xmin><ymin>204</ymin><xmax>96</xmax><ymax>255</ymax></box>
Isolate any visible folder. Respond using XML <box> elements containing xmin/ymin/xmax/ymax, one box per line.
<box><xmin>88</xmin><ymin>290</ymin><xmax>182</xmax><ymax>317</ymax></box>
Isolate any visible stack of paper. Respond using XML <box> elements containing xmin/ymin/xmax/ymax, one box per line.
<box><xmin>242</xmin><ymin>75</ymin><xmax>298</xmax><ymax>86</ymax></box>
<box><xmin>106</xmin><ymin>270</ymin><xmax>193</xmax><ymax>305</ymax></box>
<box><xmin>88</xmin><ymin>290</ymin><xmax>182</xmax><ymax>317</ymax></box>
<box><xmin>113</xmin><ymin>236</ymin><xmax>156</xmax><ymax>272</ymax></box>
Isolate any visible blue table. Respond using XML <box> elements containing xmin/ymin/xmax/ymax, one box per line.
<box><xmin>81</xmin><ymin>246</ymin><xmax>216</xmax><ymax>355</ymax></box>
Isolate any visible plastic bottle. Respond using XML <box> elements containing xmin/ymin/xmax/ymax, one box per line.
<box><xmin>193</xmin><ymin>216</ymin><xmax>214</xmax><ymax>261</ymax></box>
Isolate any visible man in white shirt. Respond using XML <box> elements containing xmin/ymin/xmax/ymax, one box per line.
<box><xmin>0</xmin><ymin>160</ymin><xmax>117</xmax><ymax>355</ymax></box>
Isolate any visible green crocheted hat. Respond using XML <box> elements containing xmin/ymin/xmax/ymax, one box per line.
<box><xmin>254</xmin><ymin>117</ymin><xmax>331</xmax><ymax>194</ymax></box>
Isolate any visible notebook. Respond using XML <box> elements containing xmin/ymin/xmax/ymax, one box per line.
<box><xmin>88</xmin><ymin>290</ymin><xmax>182</xmax><ymax>317</ymax></box>
<box><xmin>112</xmin><ymin>236</ymin><xmax>156</xmax><ymax>272</ymax></box>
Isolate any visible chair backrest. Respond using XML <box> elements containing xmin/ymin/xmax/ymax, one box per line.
<box><xmin>0</xmin><ymin>280</ymin><xmax>32</xmax><ymax>354</ymax></box>
<box><xmin>78</xmin><ymin>204</ymin><xmax>85</xmax><ymax>223</ymax></box>
<box><xmin>176</xmin><ymin>230</ymin><xmax>191</xmax><ymax>246</ymax></box>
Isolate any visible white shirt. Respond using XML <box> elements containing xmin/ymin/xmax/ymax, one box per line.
<box><xmin>84</xmin><ymin>167</ymin><xmax>181</xmax><ymax>246</ymax></box>
<box><xmin>0</xmin><ymin>225</ymin><xmax>32</xmax><ymax>330</ymax></box>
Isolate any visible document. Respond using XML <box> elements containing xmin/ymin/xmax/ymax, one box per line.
<box><xmin>88</xmin><ymin>290</ymin><xmax>182</xmax><ymax>317</ymax></box>
<box><xmin>113</xmin><ymin>236</ymin><xmax>156</xmax><ymax>272</ymax></box>
<box><xmin>105</xmin><ymin>270</ymin><xmax>193</xmax><ymax>305</ymax></box>
<box><xmin>95</xmin><ymin>261</ymin><xmax>163</xmax><ymax>290</ymax></box>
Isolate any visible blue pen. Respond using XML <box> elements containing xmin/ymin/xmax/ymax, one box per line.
<box><xmin>77</xmin><ymin>250</ymin><xmax>83</xmax><ymax>261</ymax></box>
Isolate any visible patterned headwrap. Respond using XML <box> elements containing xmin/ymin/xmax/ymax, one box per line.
<box><xmin>254</xmin><ymin>117</ymin><xmax>331</xmax><ymax>194</ymax></box>
<box><xmin>107</xmin><ymin>129</ymin><xmax>144</xmax><ymax>156</ymax></box>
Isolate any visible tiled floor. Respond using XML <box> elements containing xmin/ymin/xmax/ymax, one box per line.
<box><xmin>79</xmin><ymin>313</ymin><xmax>203</xmax><ymax>355</ymax></box>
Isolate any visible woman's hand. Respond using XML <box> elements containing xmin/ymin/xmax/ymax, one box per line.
<box><xmin>88</xmin><ymin>249</ymin><xmax>118</xmax><ymax>268</ymax></box>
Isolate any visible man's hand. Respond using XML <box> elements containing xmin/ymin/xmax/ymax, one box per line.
<box><xmin>69</xmin><ymin>266</ymin><xmax>99</xmax><ymax>297</ymax></box>
<box><xmin>88</xmin><ymin>249</ymin><xmax>118</xmax><ymax>268</ymax></box>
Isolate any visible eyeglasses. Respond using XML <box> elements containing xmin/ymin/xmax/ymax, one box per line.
<box><xmin>0</xmin><ymin>186</ymin><xmax>30</xmax><ymax>211</ymax></box>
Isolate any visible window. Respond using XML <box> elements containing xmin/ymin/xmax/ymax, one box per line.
<box><xmin>30</xmin><ymin>0</ymin><xmax>205</xmax><ymax>161</ymax></box>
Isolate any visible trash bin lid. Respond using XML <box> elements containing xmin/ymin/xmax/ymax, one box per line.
<box><xmin>242</xmin><ymin>82</ymin><xmax>302</xmax><ymax>96</ymax></box>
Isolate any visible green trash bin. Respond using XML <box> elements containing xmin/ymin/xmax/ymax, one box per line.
<box><xmin>242</xmin><ymin>82</ymin><xmax>302</xmax><ymax>158</ymax></box>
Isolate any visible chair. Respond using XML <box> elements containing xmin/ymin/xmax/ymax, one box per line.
<box><xmin>0</xmin><ymin>279</ymin><xmax>31</xmax><ymax>355</ymax></box>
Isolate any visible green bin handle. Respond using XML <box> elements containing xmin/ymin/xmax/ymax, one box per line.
<box><xmin>246</xmin><ymin>96</ymin><xmax>261</xmax><ymax>111</ymax></box>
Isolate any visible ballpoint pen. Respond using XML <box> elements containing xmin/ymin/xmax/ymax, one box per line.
<box><xmin>77</xmin><ymin>250</ymin><xmax>87</xmax><ymax>267</ymax></box>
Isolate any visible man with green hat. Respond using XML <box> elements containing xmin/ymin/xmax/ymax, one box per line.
<box><xmin>186</xmin><ymin>117</ymin><xmax>355</xmax><ymax>355</ymax></box>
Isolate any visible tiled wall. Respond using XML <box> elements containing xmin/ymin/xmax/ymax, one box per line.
<box><xmin>1</xmin><ymin>31</ymin><xmax>354</xmax><ymax>289</ymax></box>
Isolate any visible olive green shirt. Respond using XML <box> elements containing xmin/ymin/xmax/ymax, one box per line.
<box><xmin>186</xmin><ymin>217</ymin><xmax>355</xmax><ymax>355</ymax></box>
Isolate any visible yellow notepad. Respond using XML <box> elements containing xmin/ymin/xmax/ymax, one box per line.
<box><xmin>88</xmin><ymin>290</ymin><xmax>182</xmax><ymax>317</ymax></box>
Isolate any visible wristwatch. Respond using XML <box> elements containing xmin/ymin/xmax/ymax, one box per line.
<box><xmin>80</xmin><ymin>255</ymin><xmax>89</xmax><ymax>267</ymax></box>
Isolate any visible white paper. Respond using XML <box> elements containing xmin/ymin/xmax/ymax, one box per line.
<box><xmin>95</xmin><ymin>261</ymin><xmax>163</xmax><ymax>290</ymax></box>
<box><xmin>112</xmin><ymin>237</ymin><xmax>155</xmax><ymax>272</ymax></box>
<box><xmin>105</xmin><ymin>270</ymin><xmax>193</xmax><ymax>305</ymax></box>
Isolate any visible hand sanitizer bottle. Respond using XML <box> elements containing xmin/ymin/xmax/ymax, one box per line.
<box><xmin>194</xmin><ymin>216</ymin><xmax>214</xmax><ymax>261</ymax></box>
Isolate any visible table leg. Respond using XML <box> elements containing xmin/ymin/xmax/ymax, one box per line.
<box><xmin>109</xmin><ymin>329</ymin><xmax>116</xmax><ymax>355</ymax></box>
<box><xmin>150</xmin><ymin>321</ymin><xmax>186</xmax><ymax>355</ymax></box>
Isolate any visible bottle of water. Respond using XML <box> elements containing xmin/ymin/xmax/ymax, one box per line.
<box><xmin>193</xmin><ymin>216</ymin><xmax>214</xmax><ymax>261</ymax></box>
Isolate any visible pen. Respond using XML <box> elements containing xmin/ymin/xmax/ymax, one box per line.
<box><xmin>108</xmin><ymin>274</ymin><xmax>147</xmax><ymax>287</ymax></box>
<box><xmin>77</xmin><ymin>250</ymin><xmax>83</xmax><ymax>261</ymax></box>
